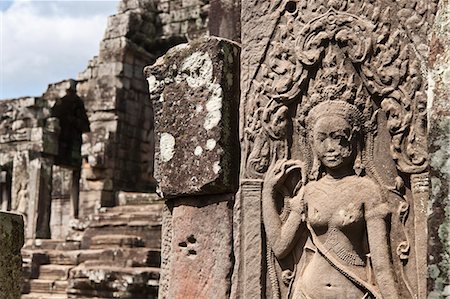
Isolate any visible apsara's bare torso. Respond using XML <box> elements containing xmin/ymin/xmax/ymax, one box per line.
<box><xmin>293</xmin><ymin>175</ymin><xmax>380</xmax><ymax>299</ymax></box>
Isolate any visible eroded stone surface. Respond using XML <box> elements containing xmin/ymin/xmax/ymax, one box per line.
<box><xmin>428</xmin><ymin>1</ymin><xmax>450</xmax><ymax>297</ymax></box>
<box><xmin>0</xmin><ymin>212</ymin><xmax>24</xmax><ymax>299</ymax></box>
<box><xmin>145</xmin><ymin>37</ymin><xmax>240</xmax><ymax>198</ymax></box>
<box><xmin>0</xmin><ymin>97</ymin><xmax>59</xmax><ymax>241</ymax></box>
<box><xmin>164</xmin><ymin>195</ymin><xmax>233</xmax><ymax>299</ymax></box>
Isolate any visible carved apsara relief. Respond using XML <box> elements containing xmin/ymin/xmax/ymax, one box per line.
<box><xmin>240</xmin><ymin>0</ymin><xmax>435</xmax><ymax>298</ymax></box>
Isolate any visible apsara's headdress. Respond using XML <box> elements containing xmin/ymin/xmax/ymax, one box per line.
<box><xmin>305</xmin><ymin>100</ymin><xmax>365</xmax><ymax>133</ymax></box>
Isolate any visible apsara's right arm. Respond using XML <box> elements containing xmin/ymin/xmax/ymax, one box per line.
<box><xmin>262</xmin><ymin>159</ymin><xmax>305</xmax><ymax>259</ymax></box>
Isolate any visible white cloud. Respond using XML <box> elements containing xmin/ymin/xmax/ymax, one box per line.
<box><xmin>0</xmin><ymin>0</ymin><xmax>119</xmax><ymax>99</ymax></box>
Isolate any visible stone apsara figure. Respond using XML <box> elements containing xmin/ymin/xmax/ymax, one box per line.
<box><xmin>262</xmin><ymin>100</ymin><xmax>399</xmax><ymax>299</ymax></box>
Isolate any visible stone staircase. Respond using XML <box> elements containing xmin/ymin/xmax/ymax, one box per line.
<box><xmin>21</xmin><ymin>240</ymin><xmax>81</xmax><ymax>299</ymax></box>
<box><xmin>22</xmin><ymin>193</ymin><xmax>164</xmax><ymax>299</ymax></box>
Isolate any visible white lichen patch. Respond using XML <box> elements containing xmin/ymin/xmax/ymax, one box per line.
<box><xmin>178</xmin><ymin>51</ymin><xmax>213</xmax><ymax>88</ymax></box>
<box><xmin>194</xmin><ymin>146</ymin><xmax>203</xmax><ymax>156</ymax></box>
<box><xmin>195</xmin><ymin>104</ymin><xmax>203</xmax><ymax>113</ymax></box>
<box><xmin>206</xmin><ymin>139</ymin><xmax>216</xmax><ymax>150</ymax></box>
<box><xmin>204</xmin><ymin>84</ymin><xmax>223</xmax><ymax>130</ymax></box>
<box><xmin>213</xmin><ymin>161</ymin><xmax>221</xmax><ymax>174</ymax></box>
<box><xmin>147</xmin><ymin>75</ymin><xmax>160</xmax><ymax>93</ymax></box>
<box><xmin>204</xmin><ymin>111</ymin><xmax>221</xmax><ymax>130</ymax></box>
<box><xmin>160</xmin><ymin>133</ymin><xmax>175</xmax><ymax>162</ymax></box>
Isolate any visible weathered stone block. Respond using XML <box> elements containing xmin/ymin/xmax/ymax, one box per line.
<box><xmin>145</xmin><ymin>37</ymin><xmax>240</xmax><ymax>198</ymax></box>
<box><xmin>164</xmin><ymin>194</ymin><xmax>233</xmax><ymax>298</ymax></box>
<box><xmin>428</xmin><ymin>1</ymin><xmax>450</xmax><ymax>297</ymax></box>
<box><xmin>0</xmin><ymin>212</ymin><xmax>24</xmax><ymax>299</ymax></box>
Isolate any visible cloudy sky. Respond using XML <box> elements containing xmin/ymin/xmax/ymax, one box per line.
<box><xmin>0</xmin><ymin>0</ymin><xmax>119</xmax><ymax>99</ymax></box>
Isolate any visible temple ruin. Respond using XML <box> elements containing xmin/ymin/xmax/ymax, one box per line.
<box><xmin>0</xmin><ymin>0</ymin><xmax>449</xmax><ymax>298</ymax></box>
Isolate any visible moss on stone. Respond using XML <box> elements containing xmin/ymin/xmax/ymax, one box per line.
<box><xmin>0</xmin><ymin>212</ymin><xmax>24</xmax><ymax>299</ymax></box>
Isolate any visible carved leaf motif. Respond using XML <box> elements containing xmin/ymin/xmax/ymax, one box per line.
<box><xmin>245</xmin><ymin>102</ymin><xmax>291</xmax><ymax>178</ymax></box>
<box><xmin>244</xmin><ymin>2</ymin><xmax>430</xmax><ymax>179</ymax></box>
<box><xmin>381</xmin><ymin>96</ymin><xmax>411</xmax><ymax>135</ymax></box>
<box><xmin>296</xmin><ymin>10</ymin><xmax>374</xmax><ymax>66</ymax></box>
<box><xmin>261</xmin><ymin>23</ymin><xmax>307</xmax><ymax>102</ymax></box>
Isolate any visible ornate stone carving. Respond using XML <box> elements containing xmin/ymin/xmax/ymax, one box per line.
<box><xmin>263</xmin><ymin>100</ymin><xmax>404</xmax><ymax>298</ymax></box>
<box><xmin>243</xmin><ymin>1</ymin><xmax>430</xmax><ymax>179</ymax></box>
<box><xmin>238</xmin><ymin>0</ymin><xmax>434</xmax><ymax>297</ymax></box>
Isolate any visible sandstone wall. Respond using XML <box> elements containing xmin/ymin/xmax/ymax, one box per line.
<box><xmin>428</xmin><ymin>1</ymin><xmax>450</xmax><ymax>297</ymax></box>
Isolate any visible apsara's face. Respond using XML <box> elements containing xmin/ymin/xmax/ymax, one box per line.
<box><xmin>312</xmin><ymin>116</ymin><xmax>354</xmax><ymax>171</ymax></box>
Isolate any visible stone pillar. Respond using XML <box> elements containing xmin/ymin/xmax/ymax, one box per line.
<box><xmin>0</xmin><ymin>212</ymin><xmax>24</xmax><ymax>298</ymax></box>
<box><xmin>71</xmin><ymin>169</ymin><xmax>81</xmax><ymax>219</ymax></box>
<box><xmin>428</xmin><ymin>1</ymin><xmax>450</xmax><ymax>297</ymax></box>
<box><xmin>12</xmin><ymin>152</ymin><xmax>30</xmax><ymax>236</ymax></box>
<box><xmin>27</xmin><ymin>155</ymin><xmax>53</xmax><ymax>240</ymax></box>
<box><xmin>145</xmin><ymin>36</ymin><xmax>240</xmax><ymax>299</ymax></box>
<box><xmin>209</xmin><ymin>0</ymin><xmax>241</xmax><ymax>42</ymax></box>
<box><xmin>0</xmin><ymin>170</ymin><xmax>10</xmax><ymax>211</ymax></box>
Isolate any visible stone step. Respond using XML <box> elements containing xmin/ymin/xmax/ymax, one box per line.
<box><xmin>23</xmin><ymin>249</ymin><xmax>78</xmax><ymax>266</ymax></box>
<box><xmin>90</xmin><ymin>234</ymin><xmax>145</xmax><ymax>249</ymax></box>
<box><xmin>89</xmin><ymin>217</ymin><xmax>161</xmax><ymax>228</ymax></box>
<box><xmin>116</xmin><ymin>192</ymin><xmax>162</xmax><ymax>206</ymax></box>
<box><xmin>22</xmin><ymin>293</ymin><xmax>68</xmax><ymax>299</ymax></box>
<box><xmin>70</xmin><ymin>265</ymin><xmax>160</xmax><ymax>279</ymax></box>
<box><xmin>91</xmin><ymin>205</ymin><xmax>163</xmax><ymax>227</ymax></box>
<box><xmin>102</xmin><ymin>203</ymin><xmax>163</xmax><ymax>213</ymax></box>
<box><xmin>69</xmin><ymin>266</ymin><xmax>160</xmax><ymax>294</ymax></box>
<box><xmin>23</xmin><ymin>247</ymin><xmax>160</xmax><ymax>269</ymax></box>
<box><xmin>22</xmin><ymin>251</ymin><xmax>49</xmax><ymax>279</ymax></box>
<box><xmin>29</xmin><ymin>279</ymin><xmax>68</xmax><ymax>294</ymax></box>
<box><xmin>39</xmin><ymin>265</ymin><xmax>73</xmax><ymax>280</ymax></box>
<box><xmin>81</xmin><ymin>225</ymin><xmax>161</xmax><ymax>249</ymax></box>
<box><xmin>24</xmin><ymin>239</ymin><xmax>80</xmax><ymax>251</ymax></box>
<box><xmin>45</xmin><ymin>250</ymin><xmax>80</xmax><ymax>265</ymax></box>
<box><xmin>67</xmin><ymin>285</ymin><xmax>158</xmax><ymax>299</ymax></box>
<box><xmin>82</xmin><ymin>248</ymin><xmax>160</xmax><ymax>268</ymax></box>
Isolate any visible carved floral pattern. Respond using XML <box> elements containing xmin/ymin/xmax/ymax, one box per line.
<box><xmin>243</xmin><ymin>0</ymin><xmax>429</xmax><ymax>180</ymax></box>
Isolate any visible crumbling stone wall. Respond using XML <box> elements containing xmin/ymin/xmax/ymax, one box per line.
<box><xmin>75</xmin><ymin>0</ymin><xmax>213</xmax><ymax>217</ymax></box>
<box><xmin>0</xmin><ymin>97</ymin><xmax>59</xmax><ymax>240</ymax></box>
<box><xmin>0</xmin><ymin>0</ymin><xmax>219</xmax><ymax>245</ymax></box>
<box><xmin>41</xmin><ymin>79</ymin><xmax>89</xmax><ymax>240</ymax></box>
